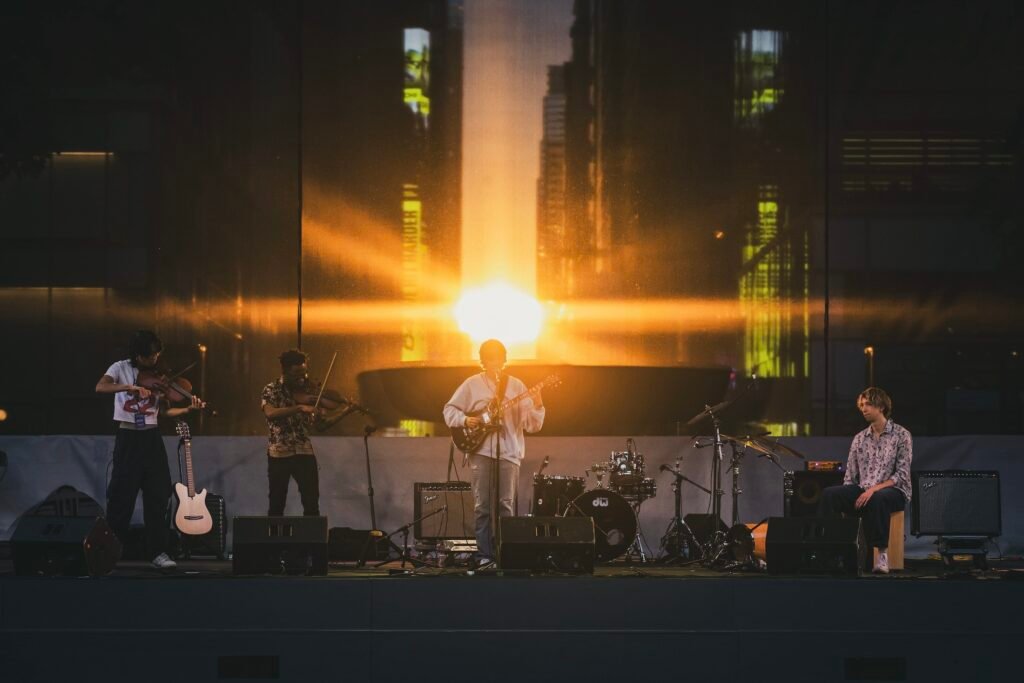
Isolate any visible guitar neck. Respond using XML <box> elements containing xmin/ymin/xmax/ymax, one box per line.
<box><xmin>497</xmin><ymin>382</ymin><xmax>546</xmax><ymax>413</ymax></box>
<box><xmin>183</xmin><ymin>439</ymin><xmax>196</xmax><ymax>498</ymax></box>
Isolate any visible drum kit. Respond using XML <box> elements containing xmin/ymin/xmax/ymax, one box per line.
<box><xmin>531</xmin><ymin>439</ymin><xmax>658</xmax><ymax>562</ymax></box>
<box><xmin>529</xmin><ymin>377</ymin><xmax>807</xmax><ymax>569</ymax></box>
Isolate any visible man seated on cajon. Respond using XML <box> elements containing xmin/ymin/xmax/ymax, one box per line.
<box><xmin>819</xmin><ymin>387</ymin><xmax>912</xmax><ymax>574</ymax></box>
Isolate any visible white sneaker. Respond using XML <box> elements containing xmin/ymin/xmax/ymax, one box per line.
<box><xmin>873</xmin><ymin>549</ymin><xmax>889</xmax><ymax>574</ymax></box>
<box><xmin>151</xmin><ymin>552</ymin><xmax>177</xmax><ymax>569</ymax></box>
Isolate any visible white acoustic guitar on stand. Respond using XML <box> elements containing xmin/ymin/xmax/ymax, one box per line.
<box><xmin>174</xmin><ymin>420</ymin><xmax>213</xmax><ymax>535</ymax></box>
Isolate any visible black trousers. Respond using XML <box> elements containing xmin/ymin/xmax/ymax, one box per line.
<box><xmin>819</xmin><ymin>484</ymin><xmax>906</xmax><ymax>548</ymax></box>
<box><xmin>106</xmin><ymin>428</ymin><xmax>172</xmax><ymax>559</ymax></box>
<box><xmin>267</xmin><ymin>453</ymin><xmax>320</xmax><ymax>516</ymax></box>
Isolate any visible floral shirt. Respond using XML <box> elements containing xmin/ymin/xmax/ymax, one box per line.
<box><xmin>261</xmin><ymin>378</ymin><xmax>314</xmax><ymax>458</ymax></box>
<box><xmin>844</xmin><ymin>419</ymin><xmax>913</xmax><ymax>501</ymax></box>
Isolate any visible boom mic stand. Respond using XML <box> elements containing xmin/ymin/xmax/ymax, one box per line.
<box><xmin>658</xmin><ymin>460</ymin><xmax>711</xmax><ymax>563</ymax></box>
<box><xmin>356</xmin><ymin>425</ymin><xmax>427</xmax><ymax>567</ymax></box>
<box><xmin>374</xmin><ymin>505</ymin><xmax>448</xmax><ymax>570</ymax></box>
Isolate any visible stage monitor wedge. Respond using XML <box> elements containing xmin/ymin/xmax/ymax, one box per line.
<box><xmin>232</xmin><ymin>516</ymin><xmax>328</xmax><ymax>576</ymax></box>
<box><xmin>765</xmin><ymin>516</ymin><xmax>865</xmax><ymax>575</ymax></box>
<box><xmin>499</xmin><ymin>516</ymin><xmax>595</xmax><ymax>574</ymax></box>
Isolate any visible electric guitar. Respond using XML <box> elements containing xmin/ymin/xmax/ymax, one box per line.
<box><xmin>450</xmin><ymin>374</ymin><xmax>562</xmax><ymax>453</ymax></box>
<box><xmin>173</xmin><ymin>420</ymin><xmax>213</xmax><ymax>535</ymax></box>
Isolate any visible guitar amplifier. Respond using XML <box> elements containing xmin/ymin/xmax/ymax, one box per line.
<box><xmin>232</xmin><ymin>516</ymin><xmax>328</xmax><ymax>575</ymax></box>
<box><xmin>180</xmin><ymin>492</ymin><xmax>227</xmax><ymax>559</ymax></box>
<box><xmin>912</xmin><ymin>471</ymin><xmax>1001</xmax><ymax>536</ymax></box>
<box><xmin>414</xmin><ymin>482</ymin><xmax>475</xmax><ymax>540</ymax></box>
<box><xmin>784</xmin><ymin>470</ymin><xmax>845</xmax><ymax>517</ymax></box>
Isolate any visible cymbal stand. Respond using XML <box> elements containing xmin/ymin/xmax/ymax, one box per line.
<box><xmin>728</xmin><ymin>441</ymin><xmax>744</xmax><ymax>527</ymax></box>
<box><xmin>703</xmin><ymin>407</ymin><xmax>730</xmax><ymax>565</ymax></box>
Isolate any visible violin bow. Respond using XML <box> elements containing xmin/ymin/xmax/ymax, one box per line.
<box><xmin>312</xmin><ymin>351</ymin><xmax>339</xmax><ymax>413</ymax></box>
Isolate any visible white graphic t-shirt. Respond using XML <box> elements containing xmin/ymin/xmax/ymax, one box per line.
<box><xmin>105</xmin><ymin>359</ymin><xmax>160</xmax><ymax>426</ymax></box>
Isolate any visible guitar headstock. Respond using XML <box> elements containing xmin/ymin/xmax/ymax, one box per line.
<box><xmin>174</xmin><ymin>419</ymin><xmax>191</xmax><ymax>441</ymax></box>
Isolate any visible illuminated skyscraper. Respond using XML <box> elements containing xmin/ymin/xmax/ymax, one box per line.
<box><xmin>537</xmin><ymin>65</ymin><xmax>569</xmax><ymax>298</ymax></box>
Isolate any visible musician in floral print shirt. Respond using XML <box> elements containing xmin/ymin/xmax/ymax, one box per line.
<box><xmin>819</xmin><ymin>387</ymin><xmax>912</xmax><ymax>574</ymax></box>
<box><xmin>261</xmin><ymin>349</ymin><xmax>323</xmax><ymax>516</ymax></box>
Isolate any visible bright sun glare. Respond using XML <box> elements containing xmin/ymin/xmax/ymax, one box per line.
<box><xmin>454</xmin><ymin>283</ymin><xmax>544</xmax><ymax>345</ymax></box>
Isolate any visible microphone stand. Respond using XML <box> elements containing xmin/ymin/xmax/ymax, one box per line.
<box><xmin>356</xmin><ymin>425</ymin><xmax>423</xmax><ymax>567</ymax></box>
<box><xmin>658</xmin><ymin>462</ymin><xmax>710</xmax><ymax>563</ymax></box>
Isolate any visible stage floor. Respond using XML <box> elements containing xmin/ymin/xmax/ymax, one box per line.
<box><xmin>3</xmin><ymin>555</ymin><xmax>1024</xmax><ymax>682</ymax></box>
<box><xmin>4</xmin><ymin>555</ymin><xmax>1024</xmax><ymax>580</ymax></box>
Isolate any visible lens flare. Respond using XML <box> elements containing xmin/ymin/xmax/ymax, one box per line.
<box><xmin>454</xmin><ymin>283</ymin><xmax>544</xmax><ymax>345</ymax></box>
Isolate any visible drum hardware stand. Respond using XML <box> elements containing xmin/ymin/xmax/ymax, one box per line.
<box><xmin>624</xmin><ymin>500</ymin><xmax>651</xmax><ymax>563</ymax></box>
<box><xmin>698</xmin><ymin>406</ymin><xmax>730</xmax><ymax>565</ymax></box>
<box><xmin>529</xmin><ymin>455</ymin><xmax>551</xmax><ymax>515</ymax></box>
<box><xmin>658</xmin><ymin>462</ymin><xmax>710</xmax><ymax>563</ymax></box>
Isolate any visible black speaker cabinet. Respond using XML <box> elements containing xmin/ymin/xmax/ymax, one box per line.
<box><xmin>414</xmin><ymin>482</ymin><xmax>475</xmax><ymax>540</ymax></box>
<box><xmin>499</xmin><ymin>516</ymin><xmax>595</xmax><ymax>574</ymax></box>
<box><xmin>765</xmin><ymin>516</ymin><xmax>865</xmax><ymax>575</ymax></box>
<box><xmin>912</xmin><ymin>470</ymin><xmax>1001</xmax><ymax>536</ymax></box>
<box><xmin>29</xmin><ymin>485</ymin><xmax>105</xmax><ymax>518</ymax></box>
<box><xmin>232</xmin><ymin>516</ymin><xmax>328</xmax><ymax>575</ymax></box>
<box><xmin>784</xmin><ymin>470</ymin><xmax>845</xmax><ymax>517</ymax></box>
<box><xmin>12</xmin><ymin>516</ymin><xmax>122</xmax><ymax>576</ymax></box>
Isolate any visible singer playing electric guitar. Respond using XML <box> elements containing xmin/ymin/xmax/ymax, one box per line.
<box><xmin>443</xmin><ymin>339</ymin><xmax>548</xmax><ymax>568</ymax></box>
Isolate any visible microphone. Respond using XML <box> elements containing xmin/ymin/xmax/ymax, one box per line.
<box><xmin>364</xmin><ymin>425</ymin><xmax>377</xmax><ymax>436</ymax></box>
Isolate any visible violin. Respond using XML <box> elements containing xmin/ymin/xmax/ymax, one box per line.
<box><xmin>291</xmin><ymin>375</ymin><xmax>370</xmax><ymax>431</ymax></box>
<box><xmin>291</xmin><ymin>377</ymin><xmax>352</xmax><ymax>413</ymax></box>
<box><xmin>136</xmin><ymin>364</ymin><xmax>214</xmax><ymax>415</ymax></box>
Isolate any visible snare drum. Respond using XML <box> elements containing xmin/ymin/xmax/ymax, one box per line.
<box><xmin>531</xmin><ymin>475</ymin><xmax>586</xmax><ymax>517</ymax></box>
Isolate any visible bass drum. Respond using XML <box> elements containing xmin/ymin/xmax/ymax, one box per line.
<box><xmin>564</xmin><ymin>489</ymin><xmax>637</xmax><ymax>562</ymax></box>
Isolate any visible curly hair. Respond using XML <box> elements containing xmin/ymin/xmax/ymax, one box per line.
<box><xmin>858</xmin><ymin>387</ymin><xmax>892</xmax><ymax>418</ymax></box>
<box><xmin>279</xmin><ymin>348</ymin><xmax>308</xmax><ymax>370</ymax></box>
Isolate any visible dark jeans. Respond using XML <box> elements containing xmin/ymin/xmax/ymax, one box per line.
<box><xmin>819</xmin><ymin>484</ymin><xmax>906</xmax><ymax>548</ymax></box>
<box><xmin>106</xmin><ymin>428</ymin><xmax>171</xmax><ymax>559</ymax></box>
<box><xmin>267</xmin><ymin>453</ymin><xmax>320</xmax><ymax>516</ymax></box>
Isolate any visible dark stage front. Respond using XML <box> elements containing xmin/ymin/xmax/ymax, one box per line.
<box><xmin>2</xmin><ymin>561</ymin><xmax>1024</xmax><ymax>682</ymax></box>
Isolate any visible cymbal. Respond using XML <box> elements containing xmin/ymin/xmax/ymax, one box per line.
<box><xmin>720</xmin><ymin>434</ymin><xmax>779</xmax><ymax>459</ymax></box>
<box><xmin>684</xmin><ymin>397</ymin><xmax>734</xmax><ymax>427</ymax></box>
<box><xmin>720</xmin><ymin>434</ymin><xmax>805</xmax><ymax>460</ymax></box>
<box><xmin>765</xmin><ymin>438</ymin><xmax>806</xmax><ymax>460</ymax></box>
